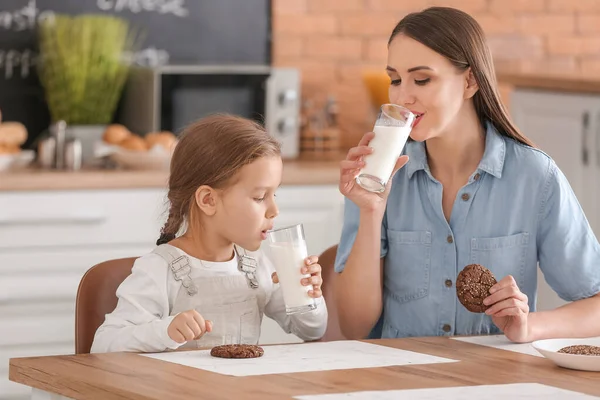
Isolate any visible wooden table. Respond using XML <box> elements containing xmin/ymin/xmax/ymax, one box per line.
<box><xmin>9</xmin><ymin>337</ymin><xmax>600</xmax><ymax>399</ymax></box>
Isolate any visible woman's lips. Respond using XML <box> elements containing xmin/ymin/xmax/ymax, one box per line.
<box><xmin>412</xmin><ymin>113</ymin><xmax>424</xmax><ymax>128</ymax></box>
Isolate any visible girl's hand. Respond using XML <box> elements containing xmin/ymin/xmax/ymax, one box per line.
<box><xmin>301</xmin><ymin>255</ymin><xmax>323</xmax><ymax>298</ymax></box>
<box><xmin>167</xmin><ymin>309</ymin><xmax>213</xmax><ymax>343</ymax></box>
<box><xmin>271</xmin><ymin>255</ymin><xmax>323</xmax><ymax>298</ymax></box>
<box><xmin>484</xmin><ymin>275</ymin><xmax>531</xmax><ymax>343</ymax></box>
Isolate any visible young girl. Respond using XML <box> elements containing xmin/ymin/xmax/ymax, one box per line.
<box><xmin>91</xmin><ymin>115</ymin><xmax>328</xmax><ymax>353</ymax></box>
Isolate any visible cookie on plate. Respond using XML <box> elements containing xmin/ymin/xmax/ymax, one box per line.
<box><xmin>558</xmin><ymin>345</ymin><xmax>600</xmax><ymax>356</ymax></box>
<box><xmin>210</xmin><ymin>344</ymin><xmax>264</xmax><ymax>359</ymax></box>
<box><xmin>456</xmin><ymin>264</ymin><xmax>497</xmax><ymax>313</ymax></box>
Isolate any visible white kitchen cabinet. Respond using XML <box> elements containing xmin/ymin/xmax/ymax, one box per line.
<box><xmin>0</xmin><ymin>185</ymin><xmax>344</xmax><ymax>400</ymax></box>
<box><xmin>511</xmin><ymin>88</ymin><xmax>600</xmax><ymax>311</ymax></box>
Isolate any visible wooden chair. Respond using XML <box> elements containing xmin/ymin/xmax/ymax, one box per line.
<box><xmin>318</xmin><ymin>244</ymin><xmax>347</xmax><ymax>342</ymax></box>
<box><xmin>74</xmin><ymin>257</ymin><xmax>137</xmax><ymax>354</ymax></box>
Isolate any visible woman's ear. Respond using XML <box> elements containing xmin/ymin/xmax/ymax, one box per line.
<box><xmin>194</xmin><ymin>185</ymin><xmax>218</xmax><ymax>216</ymax></box>
<box><xmin>464</xmin><ymin>68</ymin><xmax>479</xmax><ymax>100</ymax></box>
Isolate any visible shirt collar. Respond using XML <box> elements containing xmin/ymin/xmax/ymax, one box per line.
<box><xmin>405</xmin><ymin>138</ymin><xmax>428</xmax><ymax>179</ymax></box>
<box><xmin>405</xmin><ymin>121</ymin><xmax>506</xmax><ymax>179</ymax></box>
<box><xmin>477</xmin><ymin>121</ymin><xmax>506</xmax><ymax>179</ymax></box>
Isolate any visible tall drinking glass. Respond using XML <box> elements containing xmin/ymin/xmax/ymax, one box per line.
<box><xmin>356</xmin><ymin>104</ymin><xmax>415</xmax><ymax>193</ymax></box>
<box><xmin>266</xmin><ymin>224</ymin><xmax>317</xmax><ymax>315</ymax></box>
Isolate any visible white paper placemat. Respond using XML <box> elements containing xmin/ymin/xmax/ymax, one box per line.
<box><xmin>293</xmin><ymin>383</ymin><xmax>599</xmax><ymax>399</ymax></box>
<box><xmin>452</xmin><ymin>335</ymin><xmax>542</xmax><ymax>357</ymax></box>
<box><xmin>140</xmin><ymin>340</ymin><xmax>458</xmax><ymax>376</ymax></box>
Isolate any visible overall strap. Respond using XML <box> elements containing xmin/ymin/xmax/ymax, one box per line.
<box><xmin>234</xmin><ymin>245</ymin><xmax>259</xmax><ymax>289</ymax></box>
<box><xmin>153</xmin><ymin>245</ymin><xmax>198</xmax><ymax>296</ymax></box>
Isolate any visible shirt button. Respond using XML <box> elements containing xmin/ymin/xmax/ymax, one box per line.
<box><xmin>461</xmin><ymin>193</ymin><xmax>470</xmax><ymax>201</ymax></box>
<box><xmin>443</xmin><ymin>324</ymin><xmax>452</xmax><ymax>332</ymax></box>
<box><xmin>445</xmin><ymin>279</ymin><xmax>453</xmax><ymax>287</ymax></box>
<box><xmin>474</xmin><ymin>173</ymin><xmax>481</xmax><ymax>181</ymax></box>
<box><xmin>446</xmin><ymin>235</ymin><xmax>453</xmax><ymax>243</ymax></box>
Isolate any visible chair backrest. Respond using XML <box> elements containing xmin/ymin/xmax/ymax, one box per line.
<box><xmin>75</xmin><ymin>257</ymin><xmax>137</xmax><ymax>354</ymax></box>
<box><xmin>318</xmin><ymin>244</ymin><xmax>347</xmax><ymax>342</ymax></box>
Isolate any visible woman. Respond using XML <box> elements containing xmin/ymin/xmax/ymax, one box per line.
<box><xmin>334</xmin><ymin>7</ymin><xmax>600</xmax><ymax>343</ymax></box>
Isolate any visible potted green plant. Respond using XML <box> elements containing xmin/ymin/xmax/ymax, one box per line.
<box><xmin>37</xmin><ymin>14</ymin><xmax>139</xmax><ymax>164</ymax></box>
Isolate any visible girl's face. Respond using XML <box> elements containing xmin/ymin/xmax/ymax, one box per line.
<box><xmin>386</xmin><ymin>34</ymin><xmax>477</xmax><ymax>142</ymax></box>
<box><xmin>213</xmin><ymin>155</ymin><xmax>282</xmax><ymax>251</ymax></box>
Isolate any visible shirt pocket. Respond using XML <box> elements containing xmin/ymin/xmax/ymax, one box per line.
<box><xmin>385</xmin><ymin>230</ymin><xmax>432</xmax><ymax>304</ymax></box>
<box><xmin>470</xmin><ymin>232</ymin><xmax>529</xmax><ymax>287</ymax></box>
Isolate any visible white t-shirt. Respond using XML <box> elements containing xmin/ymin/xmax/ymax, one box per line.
<box><xmin>90</xmin><ymin>245</ymin><xmax>328</xmax><ymax>353</ymax></box>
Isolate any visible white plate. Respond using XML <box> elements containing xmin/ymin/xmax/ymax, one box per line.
<box><xmin>532</xmin><ymin>337</ymin><xmax>600</xmax><ymax>372</ymax></box>
<box><xmin>0</xmin><ymin>150</ymin><xmax>35</xmax><ymax>171</ymax></box>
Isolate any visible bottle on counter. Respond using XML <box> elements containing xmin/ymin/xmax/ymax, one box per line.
<box><xmin>37</xmin><ymin>120</ymin><xmax>71</xmax><ymax>170</ymax></box>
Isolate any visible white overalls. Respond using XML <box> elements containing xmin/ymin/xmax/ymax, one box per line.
<box><xmin>152</xmin><ymin>244</ymin><xmax>270</xmax><ymax>348</ymax></box>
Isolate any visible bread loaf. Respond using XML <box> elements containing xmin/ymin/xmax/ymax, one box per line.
<box><xmin>0</xmin><ymin>122</ymin><xmax>27</xmax><ymax>147</ymax></box>
<box><xmin>0</xmin><ymin>144</ymin><xmax>21</xmax><ymax>154</ymax></box>
<box><xmin>119</xmin><ymin>135</ymin><xmax>148</xmax><ymax>152</ymax></box>
<box><xmin>103</xmin><ymin>124</ymin><xmax>131</xmax><ymax>145</ymax></box>
<box><xmin>145</xmin><ymin>131</ymin><xmax>177</xmax><ymax>151</ymax></box>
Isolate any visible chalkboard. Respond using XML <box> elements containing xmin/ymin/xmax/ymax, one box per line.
<box><xmin>0</xmin><ymin>0</ymin><xmax>272</xmax><ymax>148</ymax></box>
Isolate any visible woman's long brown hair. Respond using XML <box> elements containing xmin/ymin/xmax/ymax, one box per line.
<box><xmin>389</xmin><ymin>7</ymin><xmax>534</xmax><ymax>147</ymax></box>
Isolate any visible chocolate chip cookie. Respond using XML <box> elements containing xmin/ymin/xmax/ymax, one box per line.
<box><xmin>456</xmin><ymin>264</ymin><xmax>497</xmax><ymax>313</ymax></box>
<box><xmin>210</xmin><ymin>344</ymin><xmax>264</xmax><ymax>359</ymax></box>
<box><xmin>558</xmin><ymin>345</ymin><xmax>600</xmax><ymax>356</ymax></box>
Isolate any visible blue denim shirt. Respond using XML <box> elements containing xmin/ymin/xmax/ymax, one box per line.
<box><xmin>335</xmin><ymin>122</ymin><xmax>600</xmax><ymax>339</ymax></box>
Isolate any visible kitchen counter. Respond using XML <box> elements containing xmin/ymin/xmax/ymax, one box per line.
<box><xmin>498</xmin><ymin>71</ymin><xmax>600</xmax><ymax>94</ymax></box>
<box><xmin>0</xmin><ymin>156</ymin><xmax>343</xmax><ymax>191</ymax></box>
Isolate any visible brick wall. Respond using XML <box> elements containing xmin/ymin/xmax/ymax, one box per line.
<box><xmin>272</xmin><ymin>0</ymin><xmax>600</xmax><ymax>149</ymax></box>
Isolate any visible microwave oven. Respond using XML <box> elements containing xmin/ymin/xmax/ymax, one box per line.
<box><xmin>119</xmin><ymin>65</ymin><xmax>301</xmax><ymax>158</ymax></box>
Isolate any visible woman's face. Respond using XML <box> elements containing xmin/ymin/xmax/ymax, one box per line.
<box><xmin>386</xmin><ymin>34</ymin><xmax>476</xmax><ymax>142</ymax></box>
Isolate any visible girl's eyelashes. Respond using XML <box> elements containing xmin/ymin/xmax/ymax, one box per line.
<box><xmin>253</xmin><ymin>191</ymin><xmax>277</xmax><ymax>203</ymax></box>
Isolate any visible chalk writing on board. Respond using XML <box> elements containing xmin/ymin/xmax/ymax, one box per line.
<box><xmin>0</xmin><ymin>47</ymin><xmax>169</xmax><ymax>79</ymax></box>
<box><xmin>0</xmin><ymin>0</ymin><xmax>55</xmax><ymax>31</ymax></box>
<box><xmin>124</xmin><ymin>46</ymin><xmax>170</xmax><ymax>66</ymax></box>
<box><xmin>0</xmin><ymin>0</ymin><xmax>189</xmax><ymax>32</ymax></box>
<box><xmin>96</xmin><ymin>0</ymin><xmax>189</xmax><ymax>17</ymax></box>
<box><xmin>0</xmin><ymin>49</ymin><xmax>35</xmax><ymax>79</ymax></box>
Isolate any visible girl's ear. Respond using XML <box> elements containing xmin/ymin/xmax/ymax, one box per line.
<box><xmin>464</xmin><ymin>68</ymin><xmax>479</xmax><ymax>100</ymax></box>
<box><xmin>194</xmin><ymin>185</ymin><xmax>218</xmax><ymax>216</ymax></box>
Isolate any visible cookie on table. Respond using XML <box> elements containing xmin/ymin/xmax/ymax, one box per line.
<box><xmin>456</xmin><ymin>264</ymin><xmax>497</xmax><ymax>313</ymax></box>
<box><xmin>210</xmin><ymin>344</ymin><xmax>264</xmax><ymax>359</ymax></box>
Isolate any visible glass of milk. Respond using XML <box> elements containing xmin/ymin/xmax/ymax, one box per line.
<box><xmin>266</xmin><ymin>224</ymin><xmax>317</xmax><ymax>315</ymax></box>
<box><xmin>356</xmin><ymin>104</ymin><xmax>415</xmax><ymax>193</ymax></box>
